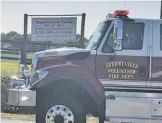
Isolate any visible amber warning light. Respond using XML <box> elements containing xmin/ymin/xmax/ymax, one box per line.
<box><xmin>114</xmin><ymin>10</ymin><xmax>129</xmax><ymax>16</ymax></box>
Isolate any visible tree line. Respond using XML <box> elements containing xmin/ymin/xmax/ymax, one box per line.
<box><xmin>1</xmin><ymin>31</ymin><xmax>89</xmax><ymax>44</ymax></box>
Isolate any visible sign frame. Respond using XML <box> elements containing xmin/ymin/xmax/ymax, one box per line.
<box><xmin>22</xmin><ymin>13</ymin><xmax>86</xmax><ymax>65</ymax></box>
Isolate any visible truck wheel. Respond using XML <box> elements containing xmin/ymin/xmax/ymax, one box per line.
<box><xmin>36</xmin><ymin>93</ymin><xmax>86</xmax><ymax>123</ymax></box>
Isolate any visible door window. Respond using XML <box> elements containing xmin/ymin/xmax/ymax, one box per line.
<box><xmin>102</xmin><ymin>22</ymin><xmax>145</xmax><ymax>53</ymax></box>
<box><xmin>87</xmin><ymin>20</ymin><xmax>112</xmax><ymax>50</ymax></box>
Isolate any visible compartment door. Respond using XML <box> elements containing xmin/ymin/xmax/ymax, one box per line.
<box><xmin>105</xmin><ymin>91</ymin><xmax>152</xmax><ymax>123</ymax></box>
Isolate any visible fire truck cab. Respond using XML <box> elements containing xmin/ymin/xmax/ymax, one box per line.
<box><xmin>21</xmin><ymin>10</ymin><xmax>162</xmax><ymax>123</ymax></box>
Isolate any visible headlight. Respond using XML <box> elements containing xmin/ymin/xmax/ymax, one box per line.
<box><xmin>21</xmin><ymin>96</ymin><xmax>31</xmax><ymax>101</ymax></box>
<box><xmin>30</xmin><ymin>70</ymin><xmax>49</xmax><ymax>85</ymax></box>
<box><xmin>36</xmin><ymin>70</ymin><xmax>49</xmax><ymax>81</ymax></box>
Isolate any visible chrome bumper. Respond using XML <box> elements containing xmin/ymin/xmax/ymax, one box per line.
<box><xmin>8</xmin><ymin>88</ymin><xmax>36</xmax><ymax>106</ymax></box>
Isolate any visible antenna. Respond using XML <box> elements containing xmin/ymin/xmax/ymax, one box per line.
<box><xmin>161</xmin><ymin>0</ymin><xmax>162</xmax><ymax>19</ymax></box>
<box><xmin>124</xmin><ymin>0</ymin><xmax>127</xmax><ymax>9</ymax></box>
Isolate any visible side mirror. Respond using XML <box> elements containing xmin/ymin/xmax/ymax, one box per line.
<box><xmin>113</xmin><ymin>19</ymin><xmax>123</xmax><ymax>51</ymax></box>
<box><xmin>113</xmin><ymin>19</ymin><xmax>123</xmax><ymax>40</ymax></box>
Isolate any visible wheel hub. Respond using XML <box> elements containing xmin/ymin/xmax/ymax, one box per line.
<box><xmin>54</xmin><ymin>114</ymin><xmax>64</xmax><ymax>123</ymax></box>
<box><xmin>46</xmin><ymin>105</ymin><xmax>74</xmax><ymax>123</ymax></box>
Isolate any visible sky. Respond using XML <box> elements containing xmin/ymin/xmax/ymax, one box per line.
<box><xmin>1</xmin><ymin>0</ymin><xmax>161</xmax><ymax>38</ymax></box>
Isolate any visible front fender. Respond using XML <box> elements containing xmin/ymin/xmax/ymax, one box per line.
<box><xmin>30</xmin><ymin>64</ymin><xmax>105</xmax><ymax>116</ymax></box>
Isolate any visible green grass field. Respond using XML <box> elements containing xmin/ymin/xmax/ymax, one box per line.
<box><xmin>1</xmin><ymin>59</ymin><xmax>31</xmax><ymax>77</ymax></box>
<box><xmin>1</xmin><ymin>52</ymin><xmax>32</xmax><ymax>76</ymax></box>
<box><xmin>1</xmin><ymin>52</ymin><xmax>33</xmax><ymax>76</ymax></box>
<box><xmin>1</xmin><ymin>59</ymin><xmax>20</xmax><ymax>76</ymax></box>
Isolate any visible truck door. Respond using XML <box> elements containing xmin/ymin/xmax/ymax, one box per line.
<box><xmin>151</xmin><ymin>20</ymin><xmax>162</xmax><ymax>83</ymax></box>
<box><xmin>96</xmin><ymin>19</ymin><xmax>152</xmax><ymax>87</ymax></box>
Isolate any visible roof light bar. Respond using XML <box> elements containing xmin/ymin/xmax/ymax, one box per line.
<box><xmin>114</xmin><ymin>10</ymin><xmax>129</xmax><ymax>16</ymax></box>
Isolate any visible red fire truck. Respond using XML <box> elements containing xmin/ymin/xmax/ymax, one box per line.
<box><xmin>9</xmin><ymin>10</ymin><xmax>162</xmax><ymax>123</ymax></box>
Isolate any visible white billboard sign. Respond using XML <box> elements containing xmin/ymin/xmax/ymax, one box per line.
<box><xmin>31</xmin><ymin>17</ymin><xmax>77</xmax><ymax>43</ymax></box>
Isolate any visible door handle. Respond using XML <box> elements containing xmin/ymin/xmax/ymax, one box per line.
<box><xmin>106</xmin><ymin>95</ymin><xmax>116</xmax><ymax>100</ymax></box>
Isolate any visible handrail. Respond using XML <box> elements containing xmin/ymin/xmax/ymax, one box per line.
<box><xmin>149</xmin><ymin>46</ymin><xmax>152</xmax><ymax>79</ymax></box>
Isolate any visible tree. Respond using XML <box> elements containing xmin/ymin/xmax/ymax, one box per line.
<box><xmin>1</xmin><ymin>33</ymin><xmax>8</xmax><ymax>40</ymax></box>
<box><xmin>11</xmin><ymin>34</ymin><xmax>24</xmax><ymax>40</ymax></box>
<box><xmin>1</xmin><ymin>31</ymin><xmax>89</xmax><ymax>46</ymax></box>
<box><xmin>6</xmin><ymin>31</ymin><xmax>19</xmax><ymax>38</ymax></box>
<box><xmin>67</xmin><ymin>34</ymin><xmax>89</xmax><ymax>45</ymax></box>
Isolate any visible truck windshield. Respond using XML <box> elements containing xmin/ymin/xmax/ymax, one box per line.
<box><xmin>86</xmin><ymin>20</ymin><xmax>112</xmax><ymax>50</ymax></box>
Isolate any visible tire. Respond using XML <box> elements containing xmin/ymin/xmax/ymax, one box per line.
<box><xmin>36</xmin><ymin>92</ymin><xmax>86</xmax><ymax>123</ymax></box>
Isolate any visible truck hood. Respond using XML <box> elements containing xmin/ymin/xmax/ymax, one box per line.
<box><xmin>34</xmin><ymin>47</ymin><xmax>91</xmax><ymax>60</ymax></box>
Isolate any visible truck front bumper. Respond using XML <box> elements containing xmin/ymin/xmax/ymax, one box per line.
<box><xmin>8</xmin><ymin>88</ymin><xmax>36</xmax><ymax>107</ymax></box>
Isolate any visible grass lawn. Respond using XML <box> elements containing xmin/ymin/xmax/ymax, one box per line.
<box><xmin>1</xmin><ymin>59</ymin><xmax>19</xmax><ymax>76</ymax></box>
<box><xmin>1</xmin><ymin>53</ymin><xmax>33</xmax><ymax>76</ymax></box>
<box><xmin>1</xmin><ymin>53</ymin><xmax>33</xmax><ymax>59</ymax></box>
<box><xmin>1</xmin><ymin>59</ymin><xmax>31</xmax><ymax>76</ymax></box>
